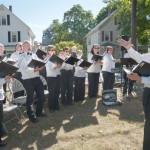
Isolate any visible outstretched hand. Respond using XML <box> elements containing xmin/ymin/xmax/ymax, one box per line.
<box><xmin>117</xmin><ymin>38</ymin><xmax>133</xmax><ymax>50</ymax></box>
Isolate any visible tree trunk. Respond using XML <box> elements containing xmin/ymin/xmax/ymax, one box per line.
<box><xmin>131</xmin><ymin>0</ymin><xmax>137</xmax><ymax>50</ymax></box>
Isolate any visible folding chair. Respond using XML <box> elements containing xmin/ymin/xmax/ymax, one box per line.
<box><xmin>3</xmin><ymin>79</ymin><xmax>26</xmax><ymax>133</ymax></box>
<box><xmin>9</xmin><ymin>78</ymin><xmax>27</xmax><ymax>105</ymax></box>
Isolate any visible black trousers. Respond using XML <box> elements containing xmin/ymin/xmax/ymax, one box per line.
<box><xmin>0</xmin><ymin>101</ymin><xmax>3</xmax><ymax>138</ymax></box>
<box><xmin>47</xmin><ymin>76</ymin><xmax>60</xmax><ymax>111</ymax></box>
<box><xmin>88</xmin><ymin>72</ymin><xmax>100</xmax><ymax>98</ymax></box>
<box><xmin>123</xmin><ymin>72</ymin><xmax>134</xmax><ymax>95</ymax></box>
<box><xmin>74</xmin><ymin>77</ymin><xmax>85</xmax><ymax>101</ymax></box>
<box><xmin>13</xmin><ymin>72</ymin><xmax>23</xmax><ymax>83</ymax></box>
<box><xmin>102</xmin><ymin>71</ymin><xmax>115</xmax><ymax>90</ymax></box>
<box><xmin>142</xmin><ymin>88</ymin><xmax>150</xmax><ymax>150</ymax></box>
<box><xmin>60</xmin><ymin>69</ymin><xmax>74</xmax><ymax>105</ymax></box>
<box><xmin>22</xmin><ymin>77</ymin><xmax>45</xmax><ymax>119</ymax></box>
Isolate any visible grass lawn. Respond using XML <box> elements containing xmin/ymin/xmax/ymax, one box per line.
<box><xmin>3</xmin><ymin>84</ymin><xmax>144</xmax><ymax>150</ymax></box>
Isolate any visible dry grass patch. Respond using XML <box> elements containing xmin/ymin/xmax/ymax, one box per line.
<box><xmin>2</xmin><ymin>86</ymin><xmax>144</xmax><ymax>150</ymax></box>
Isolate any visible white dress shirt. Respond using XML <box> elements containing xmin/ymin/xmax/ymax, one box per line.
<box><xmin>74</xmin><ymin>59</ymin><xmax>86</xmax><ymax>77</ymax></box>
<box><xmin>46</xmin><ymin>60</ymin><xmax>61</xmax><ymax>77</ymax></box>
<box><xmin>61</xmin><ymin>56</ymin><xmax>74</xmax><ymax>70</ymax></box>
<box><xmin>128</xmin><ymin>47</ymin><xmax>150</xmax><ymax>88</ymax></box>
<box><xmin>0</xmin><ymin>78</ymin><xmax>6</xmax><ymax>100</ymax></box>
<box><xmin>87</xmin><ymin>53</ymin><xmax>101</xmax><ymax>73</ymax></box>
<box><xmin>18</xmin><ymin>52</ymin><xmax>40</xmax><ymax>80</ymax></box>
<box><xmin>102</xmin><ymin>53</ymin><xmax>115</xmax><ymax>73</ymax></box>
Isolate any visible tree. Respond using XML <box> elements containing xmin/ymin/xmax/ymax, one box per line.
<box><xmin>63</xmin><ymin>4</ymin><xmax>95</xmax><ymax>46</ymax></box>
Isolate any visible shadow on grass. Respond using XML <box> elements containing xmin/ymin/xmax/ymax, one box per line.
<box><xmin>2</xmin><ymin>88</ymin><xmax>144</xmax><ymax>149</ymax></box>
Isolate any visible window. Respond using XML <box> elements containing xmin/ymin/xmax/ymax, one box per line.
<box><xmin>2</xmin><ymin>16</ymin><xmax>6</xmax><ymax>25</ymax></box>
<box><xmin>0</xmin><ymin>15</ymin><xmax>10</xmax><ymax>25</ymax></box>
<box><xmin>102</xmin><ymin>31</ymin><xmax>113</xmax><ymax>42</ymax></box>
<box><xmin>114</xmin><ymin>17</ymin><xmax>120</xmax><ymax>25</ymax></box>
<box><xmin>8</xmin><ymin>31</ymin><xmax>21</xmax><ymax>43</ymax></box>
<box><xmin>12</xmin><ymin>32</ymin><xmax>17</xmax><ymax>42</ymax></box>
<box><xmin>105</xmin><ymin>31</ymin><xmax>110</xmax><ymax>41</ymax></box>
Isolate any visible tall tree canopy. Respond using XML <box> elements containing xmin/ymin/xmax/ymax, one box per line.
<box><xmin>63</xmin><ymin>4</ymin><xmax>95</xmax><ymax>46</ymax></box>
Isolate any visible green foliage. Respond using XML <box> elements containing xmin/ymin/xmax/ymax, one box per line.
<box><xmin>96</xmin><ymin>1</ymin><xmax>118</xmax><ymax>24</ymax></box>
<box><xmin>110</xmin><ymin>0</ymin><xmax>150</xmax><ymax>45</ymax></box>
<box><xmin>55</xmin><ymin>41</ymin><xmax>84</xmax><ymax>53</ymax></box>
<box><xmin>63</xmin><ymin>4</ymin><xmax>95</xmax><ymax>45</ymax></box>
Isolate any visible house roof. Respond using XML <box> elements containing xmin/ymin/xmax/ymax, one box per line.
<box><xmin>85</xmin><ymin>11</ymin><xmax>116</xmax><ymax>37</ymax></box>
<box><xmin>0</xmin><ymin>4</ymin><xmax>36</xmax><ymax>39</ymax></box>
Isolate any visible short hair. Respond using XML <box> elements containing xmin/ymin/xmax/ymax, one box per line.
<box><xmin>0</xmin><ymin>43</ymin><xmax>4</xmax><ymax>51</ymax></box>
<box><xmin>23</xmin><ymin>40</ymin><xmax>31</xmax><ymax>45</ymax></box>
<box><xmin>106</xmin><ymin>46</ymin><xmax>113</xmax><ymax>52</ymax></box>
<box><xmin>47</xmin><ymin>45</ymin><xmax>55</xmax><ymax>51</ymax></box>
<box><xmin>63</xmin><ymin>47</ymin><xmax>70</xmax><ymax>52</ymax></box>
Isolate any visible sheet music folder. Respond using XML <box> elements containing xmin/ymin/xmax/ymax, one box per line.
<box><xmin>123</xmin><ymin>61</ymin><xmax>150</xmax><ymax>77</ymax></box>
<box><xmin>28</xmin><ymin>59</ymin><xmax>46</xmax><ymax>68</ymax></box>
<box><xmin>91</xmin><ymin>55</ymin><xmax>103</xmax><ymax>61</ymax></box>
<box><xmin>120</xmin><ymin>58</ymin><xmax>137</xmax><ymax>65</ymax></box>
<box><xmin>36</xmin><ymin>49</ymin><xmax>47</xmax><ymax>60</ymax></box>
<box><xmin>65</xmin><ymin>56</ymin><xmax>80</xmax><ymax>65</ymax></box>
<box><xmin>79</xmin><ymin>60</ymin><xmax>92</xmax><ymax>68</ymax></box>
<box><xmin>49</xmin><ymin>54</ymin><xmax>64</xmax><ymax>65</ymax></box>
<box><xmin>0</xmin><ymin>61</ymin><xmax>18</xmax><ymax>74</ymax></box>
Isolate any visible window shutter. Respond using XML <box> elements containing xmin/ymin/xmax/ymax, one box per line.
<box><xmin>7</xmin><ymin>15</ymin><xmax>10</xmax><ymax>25</ymax></box>
<box><xmin>8</xmin><ymin>31</ymin><xmax>11</xmax><ymax>42</ymax></box>
<box><xmin>102</xmin><ymin>31</ymin><xmax>104</xmax><ymax>41</ymax></box>
<box><xmin>110</xmin><ymin>31</ymin><xmax>113</xmax><ymax>41</ymax></box>
<box><xmin>18</xmin><ymin>31</ymin><xmax>21</xmax><ymax>42</ymax></box>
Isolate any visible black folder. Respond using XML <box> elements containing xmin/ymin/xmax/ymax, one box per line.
<box><xmin>79</xmin><ymin>60</ymin><xmax>92</xmax><ymax>68</ymax></box>
<box><xmin>65</xmin><ymin>56</ymin><xmax>80</xmax><ymax>65</ymax></box>
<box><xmin>49</xmin><ymin>54</ymin><xmax>64</xmax><ymax>65</ymax></box>
<box><xmin>36</xmin><ymin>49</ymin><xmax>47</xmax><ymax>60</ymax></box>
<box><xmin>123</xmin><ymin>61</ymin><xmax>150</xmax><ymax>77</ymax></box>
<box><xmin>120</xmin><ymin>58</ymin><xmax>137</xmax><ymax>65</ymax></box>
<box><xmin>0</xmin><ymin>61</ymin><xmax>18</xmax><ymax>75</ymax></box>
<box><xmin>28</xmin><ymin>59</ymin><xmax>46</xmax><ymax>68</ymax></box>
<box><xmin>91</xmin><ymin>54</ymin><xmax>103</xmax><ymax>61</ymax></box>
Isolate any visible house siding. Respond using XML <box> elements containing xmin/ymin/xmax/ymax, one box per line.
<box><xmin>0</xmin><ymin>4</ymin><xmax>35</xmax><ymax>53</ymax></box>
<box><xmin>86</xmin><ymin>13</ymin><xmax>122</xmax><ymax>59</ymax></box>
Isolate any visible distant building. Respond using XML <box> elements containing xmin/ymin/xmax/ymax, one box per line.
<box><xmin>0</xmin><ymin>4</ymin><xmax>35</xmax><ymax>53</ymax></box>
<box><xmin>86</xmin><ymin>11</ymin><xmax>122</xmax><ymax>58</ymax></box>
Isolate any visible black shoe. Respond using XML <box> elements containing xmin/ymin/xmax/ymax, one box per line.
<box><xmin>0</xmin><ymin>141</ymin><xmax>7</xmax><ymax>147</ymax></box>
<box><xmin>36</xmin><ymin>113</ymin><xmax>47</xmax><ymax>117</ymax></box>
<box><xmin>29</xmin><ymin>117</ymin><xmax>39</xmax><ymax>123</ymax></box>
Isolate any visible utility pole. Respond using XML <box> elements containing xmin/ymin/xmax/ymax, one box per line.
<box><xmin>131</xmin><ymin>0</ymin><xmax>137</xmax><ymax>50</ymax></box>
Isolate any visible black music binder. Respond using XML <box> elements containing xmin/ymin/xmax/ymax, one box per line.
<box><xmin>123</xmin><ymin>61</ymin><xmax>150</xmax><ymax>77</ymax></box>
<box><xmin>0</xmin><ymin>61</ymin><xmax>18</xmax><ymax>75</ymax></box>
<box><xmin>28</xmin><ymin>59</ymin><xmax>46</xmax><ymax>68</ymax></box>
<box><xmin>36</xmin><ymin>49</ymin><xmax>47</xmax><ymax>60</ymax></box>
<box><xmin>49</xmin><ymin>54</ymin><xmax>64</xmax><ymax>65</ymax></box>
<box><xmin>79</xmin><ymin>60</ymin><xmax>92</xmax><ymax>68</ymax></box>
<box><xmin>120</xmin><ymin>58</ymin><xmax>137</xmax><ymax>65</ymax></box>
<box><xmin>65</xmin><ymin>56</ymin><xmax>80</xmax><ymax>65</ymax></box>
<box><xmin>91</xmin><ymin>54</ymin><xmax>103</xmax><ymax>61</ymax></box>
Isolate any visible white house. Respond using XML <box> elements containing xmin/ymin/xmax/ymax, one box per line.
<box><xmin>0</xmin><ymin>4</ymin><xmax>35</xmax><ymax>53</ymax></box>
<box><xmin>86</xmin><ymin>11</ymin><xmax>122</xmax><ymax>58</ymax></box>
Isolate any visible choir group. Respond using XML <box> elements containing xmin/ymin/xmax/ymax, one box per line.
<box><xmin>0</xmin><ymin>40</ymin><xmax>124</xmax><ymax>147</ymax></box>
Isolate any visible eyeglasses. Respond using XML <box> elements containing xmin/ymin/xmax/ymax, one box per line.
<box><xmin>48</xmin><ymin>50</ymin><xmax>55</xmax><ymax>52</ymax></box>
<box><xmin>94</xmin><ymin>47</ymin><xmax>99</xmax><ymax>49</ymax></box>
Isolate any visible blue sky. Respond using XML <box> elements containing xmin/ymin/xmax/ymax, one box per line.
<box><xmin>1</xmin><ymin>0</ymin><xmax>107</xmax><ymax>42</ymax></box>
